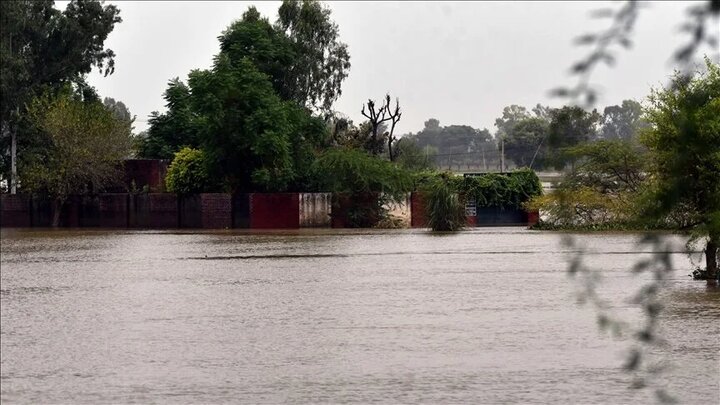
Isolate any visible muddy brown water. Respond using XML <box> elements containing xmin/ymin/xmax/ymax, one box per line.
<box><xmin>1</xmin><ymin>228</ymin><xmax>718</xmax><ymax>404</ymax></box>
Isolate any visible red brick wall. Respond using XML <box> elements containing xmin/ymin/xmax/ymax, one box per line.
<box><xmin>129</xmin><ymin>193</ymin><xmax>178</xmax><ymax>228</ymax></box>
<box><xmin>148</xmin><ymin>194</ymin><xmax>178</xmax><ymax>228</ymax></box>
<box><xmin>26</xmin><ymin>196</ymin><xmax>81</xmax><ymax>227</ymax></box>
<box><xmin>0</xmin><ymin>194</ymin><xmax>31</xmax><ymax>227</ymax></box>
<box><xmin>62</xmin><ymin>196</ymin><xmax>81</xmax><ymax>227</ymax></box>
<box><xmin>98</xmin><ymin>194</ymin><xmax>129</xmax><ymax>227</ymax></box>
<box><xmin>128</xmin><ymin>193</ymin><xmax>180</xmax><ymax>229</ymax></box>
<box><xmin>232</xmin><ymin>193</ymin><xmax>251</xmax><ymax>228</ymax></box>
<box><xmin>526</xmin><ymin>210</ymin><xmax>540</xmax><ymax>226</ymax></box>
<box><xmin>410</xmin><ymin>192</ymin><xmax>428</xmax><ymax>228</ymax></box>
<box><xmin>250</xmin><ymin>193</ymin><xmax>300</xmax><ymax>229</ymax></box>
<box><xmin>179</xmin><ymin>195</ymin><xmax>202</xmax><ymax>228</ymax></box>
<box><xmin>200</xmin><ymin>193</ymin><xmax>231</xmax><ymax>229</ymax></box>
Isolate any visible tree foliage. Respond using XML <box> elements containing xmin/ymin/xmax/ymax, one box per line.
<box><xmin>640</xmin><ymin>57</ymin><xmax>720</xmax><ymax>279</ymax></box>
<box><xmin>493</xmin><ymin>104</ymin><xmax>553</xmax><ymax>170</ymax></box>
<box><xmin>312</xmin><ymin>148</ymin><xmax>412</xmax><ymax>196</ymax></box>
<box><xmin>165</xmin><ymin>147</ymin><xmax>213</xmax><ymax>195</ymax></box>
<box><xmin>276</xmin><ymin>0</ymin><xmax>351</xmax><ymax>111</ymax></box>
<box><xmin>312</xmin><ymin>148</ymin><xmax>413</xmax><ymax>227</ymax></box>
<box><xmin>459</xmin><ymin>169</ymin><xmax>543</xmax><ymax>210</ymax></box>
<box><xmin>23</xmin><ymin>90</ymin><xmax>132</xmax><ymax>225</ymax></box>
<box><xmin>600</xmin><ymin>99</ymin><xmax>647</xmax><ymax>141</ymax></box>
<box><xmin>103</xmin><ymin>97</ymin><xmax>133</xmax><ymax>123</ymax></box>
<box><xmin>407</xmin><ymin>119</ymin><xmax>495</xmax><ymax>169</ymax></box>
<box><xmin>527</xmin><ymin>139</ymin><xmax>651</xmax><ymax>229</ymax></box>
<box><xmin>137</xmin><ymin>79</ymin><xmax>200</xmax><ymax>159</ymax></box>
<box><xmin>328</xmin><ymin>115</ymin><xmax>379</xmax><ymax>153</ymax></box>
<box><xmin>547</xmin><ymin>106</ymin><xmax>601</xmax><ymax>168</ymax></box>
<box><xmin>188</xmin><ymin>57</ymin><xmax>297</xmax><ymax>192</ymax></box>
<box><xmin>394</xmin><ymin>137</ymin><xmax>436</xmax><ymax>171</ymax></box>
<box><xmin>502</xmin><ymin>117</ymin><xmax>549</xmax><ymax>168</ymax></box>
<box><xmin>210</xmin><ymin>1</ymin><xmax>350</xmax><ymax>112</ymax></box>
<box><xmin>137</xmin><ymin>4</ymin><xmax>339</xmax><ymax>192</ymax></box>
<box><xmin>0</xmin><ymin>0</ymin><xmax>122</xmax><ymax>182</ymax></box>
<box><xmin>547</xmin><ymin>106</ymin><xmax>601</xmax><ymax>150</ymax></box>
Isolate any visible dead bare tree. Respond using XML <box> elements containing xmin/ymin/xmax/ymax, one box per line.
<box><xmin>384</xmin><ymin>95</ymin><xmax>402</xmax><ymax>161</ymax></box>
<box><xmin>361</xmin><ymin>96</ymin><xmax>391</xmax><ymax>156</ymax></box>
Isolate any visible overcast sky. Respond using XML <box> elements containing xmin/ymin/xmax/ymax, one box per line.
<box><xmin>69</xmin><ymin>1</ymin><xmax>716</xmax><ymax>135</ymax></box>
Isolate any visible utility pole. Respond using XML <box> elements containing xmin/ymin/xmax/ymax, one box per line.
<box><xmin>11</xmin><ymin>123</ymin><xmax>16</xmax><ymax>194</ymax></box>
<box><xmin>500</xmin><ymin>136</ymin><xmax>505</xmax><ymax>173</ymax></box>
<box><xmin>481</xmin><ymin>144</ymin><xmax>487</xmax><ymax>172</ymax></box>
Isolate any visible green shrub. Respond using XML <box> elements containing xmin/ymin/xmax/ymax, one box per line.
<box><xmin>165</xmin><ymin>147</ymin><xmax>213</xmax><ymax>194</ymax></box>
<box><xmin>424</xmin><ymin>175</ymin><xmax>466</xmax><ymax>232</ymax></box>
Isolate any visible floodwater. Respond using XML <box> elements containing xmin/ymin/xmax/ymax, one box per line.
<box><xmin>1</xmin><ymin>228</ymin><xmax>718</xmax><ymax>404</ymax></box>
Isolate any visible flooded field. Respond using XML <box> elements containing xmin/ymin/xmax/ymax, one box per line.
<box><xmin>1</xmin><ymin>228</ymin><xmax>718</xmax><ymax>404</ymax></box>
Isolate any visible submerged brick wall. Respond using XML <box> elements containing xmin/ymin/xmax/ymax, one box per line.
<box><xmin>299</xmin><ymin>193</ymin><xmax>331</xmax><ymax>228</ymax></box>
<box><xmin>4</xmin><ymin>191</ymin><xmax>539</xmax><ymax>229</ymax></box>
<box><xmin>0</xmin><ymin>194</ymin><xmax>31</xmax><ymax>227</ymax></box>
<box><xmin>410</xmin><ymin>192</ymin><xmax>428</xmax><ymax>228</ymax></box>
<box><xmin>200</xmin><ymin>193</ymin><xmax>231</xmax><ymax>229</ymax></box>
<box><xmin>527</xmin><ymin>210</ymin><xmax>540</xmax><ymax>226</ymax></box>
<box><xmin>98</xmin><ymin>194</ymin><xmax>129</xmax><ymax>227</ymax></box>
<box><xmin>79</xmin><ymin>196</ymin><xmax>101</xmax><ymax>227</ymax></box>
<box><xmin>180</xmin><ymin>193</ymin><xmax>231</xmax><ymax>229</ymax></box>
<box><xmin>232</xmin><ymin>193</ymin><xmax>250</xmax><ymax>228</ymax></box>
<box><xmin>250</xmin><ymin>193</ymin><xmax>300</xmax><ymax>229</ymax></box>
<box><xmin>62</xmin><ymin>196</ymin><xmax>81</xmax><ymax>227</ymax></box>
<box><xmin>179</xmin><ymin>195</ymin><xmax>202</xmax><ymax>228</ymax></box>
<box><xmin>130</xmin><ymin>193</ymin><xmax>178</xmax><ymax>228</ymax></box>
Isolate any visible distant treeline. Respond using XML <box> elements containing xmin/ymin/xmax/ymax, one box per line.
<box><xmin>398</xmin><ymin>100</ymin><xmax>647</xmax><ymax>172</ymax></box>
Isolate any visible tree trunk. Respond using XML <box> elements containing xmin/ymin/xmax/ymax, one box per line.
<box><xmin>707</xmin><ymin>236</ymin><xmax>718</xmax><ymax>285</ymax></box>
<box><xmin>52</xmin><ymin>198</ymin><xmax>64</xmax><ymax>227</ymax></box>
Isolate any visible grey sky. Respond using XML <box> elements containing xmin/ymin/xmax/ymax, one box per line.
<box><xmin>74</xmin><ymin>1</ymin><xmax>713</xmax><ymax>135</ymax></box>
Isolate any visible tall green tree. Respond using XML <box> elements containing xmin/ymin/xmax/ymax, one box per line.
<box><xmin>495</xmin><ymin>104</ymin><xmax>552</xmax><ymax>170</ymax></box>
<box><xmin>600</xmin><ymin>99</ymin><xmax>647</xmax><ymax>141</ymax></box>
<box><xmin>218</xmin><ymin>7</ymin><xmax>297</xmax><ymax>102</ymax></box>
<box><xmin>24</xmin><ymin>90</ymin><xmax>133</xmax><ymax>226</ymax></box>
<box><xmin>547</xmin><ymin>106</ymin><xmax>601</xmax><ymax>169</ymax></box>
<box><xmin>103</xmin><ymin>97</ymin><xmax>133</xmax><ymax>123</ymax></box>
<box><xmin>137</xmin><ymin>78</ymin><xmax>200</xmax><ymax>159</ymax></box>
<box><xmin>276</xmin><ymin>0</ymin><xmax>351</xmax><ymax>111</ymax></box>
<box><xmin>0</xmin><ymin>0</ymin><xmax>121</xmax><ymax>191</ymax></box>
<box><xmin>189</xmin><ymin>57</ymin><xmax>297</xmax><ymax>192</ymax></box>
<box><xmin>216</xmin><ymin>2</ymin><xmax>350</xmax><ymax>112</ymax></box>
<box><xmin>393</xmin><ymin>137</ymin><xmax>436</xmax><ymax>171</ymax></box>
<box><xmin>503</xmin><ymin>117</ymin><xmax>550</xmax><ymax>169</ymax></box>
<box><xmin>640</xmin><ymin>58</ymin><xmax>720</xmax><ymax>282</ymax></box>
<box><xmin>494</xmin><ymin>105</ymin><xmax>531</xmax><ymax>139</ymax></box>
<box><xmin>139</xmin><ymin>2</ymin><xmax>346</xmax><ymax>164</ymax></box>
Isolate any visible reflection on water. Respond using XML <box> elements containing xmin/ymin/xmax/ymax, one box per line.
<box><xmin>1</xmin><ymin>228</ymin><xmax>718</xmax><ymax>404</ymax></box>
